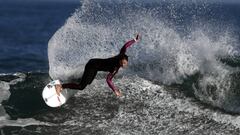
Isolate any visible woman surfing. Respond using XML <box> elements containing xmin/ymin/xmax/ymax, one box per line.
<box><xmin>55</xmin><ymin>34</ymin><xmax>140</xmax><ymax>97</ymax></box>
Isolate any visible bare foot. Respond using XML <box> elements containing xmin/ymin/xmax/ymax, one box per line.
<box><xmin>55</xmin><ymin>84</ymin><xmax>62</xmax><ymax>96</ymax></box>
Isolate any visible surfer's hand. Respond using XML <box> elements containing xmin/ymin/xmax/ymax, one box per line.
<box><xmin>55</xmin><ymin>84</ymin><xmax>62</xmax><ymax>96</ymax></box>
<box><xmin>115</xmin><ymin>89</ymin><xmax>122</xmax><ymax>97</ymax></box>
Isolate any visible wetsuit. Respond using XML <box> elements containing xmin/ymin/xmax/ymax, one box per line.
<box><xmin>62</xmin><ymin>38</ymin><xmax>137</xmax><ymax>93</ymax></box>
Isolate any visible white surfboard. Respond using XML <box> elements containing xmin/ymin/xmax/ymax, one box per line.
<box><xmin>42</xmin><ymin>80</ymin><xmax>75</xmax><ymax>107</ymax></box>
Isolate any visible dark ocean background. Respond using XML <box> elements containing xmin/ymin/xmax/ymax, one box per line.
<box><xmin>1</xmin><ymin>0</ymin><xmax>240</xmax><ymax>134</ymax></box>
<box><xmin>0</xmin><ymin>1</ymin><xmax>79</xmax><ymax>73</ymax></box>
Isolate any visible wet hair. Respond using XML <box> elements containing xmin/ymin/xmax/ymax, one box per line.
<box><xmin>119</xmin><ymin>54</ymin><xmax>128</xmax><ymax>61</ymax></box>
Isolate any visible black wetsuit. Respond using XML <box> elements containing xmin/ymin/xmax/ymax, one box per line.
<box><xmin>62</xmin><ymin>39</ymin><xmax>136</xmax><ymax>92</ymax></box>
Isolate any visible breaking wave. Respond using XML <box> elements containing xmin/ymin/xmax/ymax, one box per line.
<box><xmin>48</xmin><ymin>0</ymin><xmax>240</xmax><ymax>112</ymax></box>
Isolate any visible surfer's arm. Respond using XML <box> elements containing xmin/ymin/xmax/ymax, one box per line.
<box><xmin>120</xmin><ymin>34</ymin><xmax>140</xmax><ymax>54</ymax></box>
<box><xmin>106</xmin><ymin>69</ymin><xmax>121</xmax><ymax>96</ymax></box>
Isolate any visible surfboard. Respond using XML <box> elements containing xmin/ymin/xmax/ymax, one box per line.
<box><xmin>42</xmin><ymin>80</ymin><xmax>71</xmax><ymax>107</ymax></box>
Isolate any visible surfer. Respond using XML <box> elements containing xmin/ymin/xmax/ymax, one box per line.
<box><xmin>55</xmin><ymin>34</ymin><xmax>140</xmax><ymax>97</ymax></box>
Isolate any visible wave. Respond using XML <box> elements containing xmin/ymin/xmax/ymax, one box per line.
<box><xmin>0</xmin><ymin>72</ymin><xmax>55</xmax><ymax>128</ymax></box>
<box><xmin>48</xmin><ymin>0</ymin><xmax>240</xmax><ymax>112</ymax></box>
<box><xmin>4</xmin><ymin>72</ymin><xmax>240</xmax><ymax>133</ymax></box>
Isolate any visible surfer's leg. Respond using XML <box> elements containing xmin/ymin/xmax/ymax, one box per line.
<box><xmin>57</xmin><ymin>59</ymin><xmax>98</xmax><ymax>91</ymax></box>
<box><xmin>78</xmin><ymin>68</ymin><xmax>98</xmax><ymax>90</ymax></box>
<box><xmin>61</xmin><ymin>69</ymin><xmax>97</xmax><ymax>91</ymax></box>
<box><xmin>86</xmin><ymin>69</ymin><xmax>98</xmax><ymax>84</ymax></box>
<box><xmin>62</xmin><ymin>83</ymin><xmax>81</xmax><ymax>89</ymax></box>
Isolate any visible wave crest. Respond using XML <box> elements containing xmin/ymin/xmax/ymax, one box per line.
<box><xmin>48</xmin><ymin>0</ymin><xmax>240</xmax><ymax>112</ymax></box>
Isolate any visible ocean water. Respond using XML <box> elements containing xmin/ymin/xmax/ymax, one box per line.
<box><xmin>0</xmin><ymin>1</ymin><xmax>79</xmax><ymax>73</ymax></box>
<box><xmin>1</xmin><ymin>0</ymin><xmax>240</xmax><ymax>134</ymax></box>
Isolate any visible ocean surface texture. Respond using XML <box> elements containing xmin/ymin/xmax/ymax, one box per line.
<box><xmin>1</xmin><ymin>0</ymin><xmax>240</xmax><ymax>134</ymax></box>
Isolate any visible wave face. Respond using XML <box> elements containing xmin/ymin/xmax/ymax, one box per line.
<box><xmin>48</xmin><ymin>0</ymin><xmax>240</xmax><ymax>112</ymax></box>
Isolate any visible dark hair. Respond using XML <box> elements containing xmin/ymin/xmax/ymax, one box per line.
<box><xmin>119</xmin><ymin>54</ymin><xmax>128</xmax><ymax>61</ymax></box>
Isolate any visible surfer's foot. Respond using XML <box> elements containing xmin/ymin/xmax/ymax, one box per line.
<box><xmin>55</xmin><ymin>84</ymin><xmax>62</xmax><ymax>96</ymax></box>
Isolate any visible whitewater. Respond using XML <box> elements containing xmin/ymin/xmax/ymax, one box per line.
<box><xmin>50</xmin><ymin>0</ymin><xmax>240</xmax><ymax>113</ymax></box>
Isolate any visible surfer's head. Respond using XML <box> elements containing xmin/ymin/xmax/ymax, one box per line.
<box><xmin>119</xmin><ymin>54</ymin><xmax>128</xmax><ymax>68</ymax></box>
